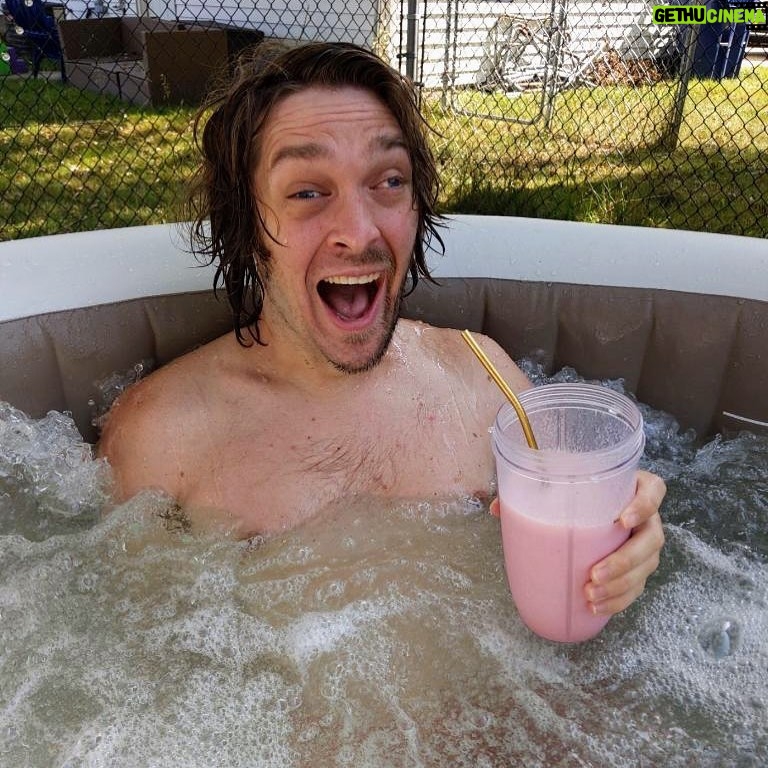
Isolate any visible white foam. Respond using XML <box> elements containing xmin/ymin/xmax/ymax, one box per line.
<box><xmin>1</xmin><ymin>389</ymin><xmax>767</xmax><ymax>765</ymax></box>
<box><xmin>0</xmin><ymin>402</ymin><xmax>110</xmax><ymax>538</ymax></box>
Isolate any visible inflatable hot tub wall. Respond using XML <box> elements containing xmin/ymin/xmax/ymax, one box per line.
<box><xmin>1</xmin><ymin>215</ymin><xmax>766</xmax><ymax>443</ymax></box>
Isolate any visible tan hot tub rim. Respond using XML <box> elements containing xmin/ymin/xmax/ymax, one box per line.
<box><xmin>1</xmin><ymin>215</ymin><xmax>766</xmax><ymax>442</ymax></box>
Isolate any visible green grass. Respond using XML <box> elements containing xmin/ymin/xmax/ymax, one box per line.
<box><xmin>1</xmin><ymin>68</ymin><xmax>767</xmax><ymax>239</ymax></box>
<box><xmin>425</xmin><ymin>67</ymin><xmax>768</xmax><ymax>236</ymax></box>
<box><xmin>0</xmin><ymin>80</ymin><xmax>198</xmax><ymax>238</ymax></box>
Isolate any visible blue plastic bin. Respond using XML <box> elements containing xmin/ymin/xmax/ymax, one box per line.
<box><xmin>692</xmin><ymin>0</ymin><xmax>751</xmax><ymax>79</ymax></box>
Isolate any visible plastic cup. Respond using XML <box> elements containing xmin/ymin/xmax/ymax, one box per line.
<box><xmin>492</xmin><ymin>383</ymin><xmax>645</xmax><ymax>643</ymax></box>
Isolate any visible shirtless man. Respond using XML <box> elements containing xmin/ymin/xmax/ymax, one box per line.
<box><xmin>98</xmin><ymin>41</ymin><xmax>665</xmax><ymax>617</ymax></box>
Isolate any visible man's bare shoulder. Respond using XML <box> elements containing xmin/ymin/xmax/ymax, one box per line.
<box><xmin>96</xmin><ymin>333</ymin><xmax>238</xmax><ymax>501</ymax></box>
<box><xmin>102</xmin><ymin>335</ymin><xmax>233</xmax><ymax>428</ymax></box>
<box><xmin>397</xmin><ymin>320</ymin><xmax>530</xmax><ymax>393</ymax></box>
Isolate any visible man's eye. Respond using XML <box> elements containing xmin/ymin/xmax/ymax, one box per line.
<box><xmin>291</xmin><ymin>189</ymin><xmax>322</xmax><ymax>200</ymax></box>
<box><xmin>380</xmin><ymin>176</ymin><xmax>406</xmax><ymax>190</ymax></box>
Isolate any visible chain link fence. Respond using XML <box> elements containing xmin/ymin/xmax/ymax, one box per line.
<box><xmin>1</xmin><ymin>0</ymin><xmax>767</xmax><ymax>240</ymax></box>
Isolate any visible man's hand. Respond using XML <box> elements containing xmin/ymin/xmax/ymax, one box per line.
<box><xmin>489</xmin><ymin>469</ymin><xmax>666</xmax><ymax>616</ymax></box>
<box><xmin>584</xmin><ymin>470</ymin><xmax>666</xmax><ymax>615</ymax></box>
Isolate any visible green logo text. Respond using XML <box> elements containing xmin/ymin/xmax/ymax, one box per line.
<box><xmin>652</xmin><ymin>4</ymin><xmax>767</xmax><ymax>24</ymax></box>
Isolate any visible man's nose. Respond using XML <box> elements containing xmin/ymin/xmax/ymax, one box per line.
<box><xmin>327</xmin><ymin>191</ymin><xmax>381</xmax><ymax>252</ymax></box>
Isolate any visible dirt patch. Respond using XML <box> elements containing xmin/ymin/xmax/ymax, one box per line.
<box><xmin>588</xmin><ymin>49</ymin><xmax>667</xmax><ymax>86</ymax></box>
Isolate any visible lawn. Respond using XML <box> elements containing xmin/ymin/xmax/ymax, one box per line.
<box><xmin>428</xmin><ymin>67</ymin><xmax>768</xmax><ymax>235</ymax></box>
<box><xmin>0</xmin><ymin>80</ymin><xmax>197</xmax><ymax>239</ymax></box>
<box><xmin>1</xmin><ymin>67</ymin><xmax>767</xmax><ymax>239</ymax></box>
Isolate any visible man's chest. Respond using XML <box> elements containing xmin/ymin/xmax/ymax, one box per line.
<box><xmin>184</xmin><ymin>393</ymin><xmax>497</xmax><ymax>535</ymax></box>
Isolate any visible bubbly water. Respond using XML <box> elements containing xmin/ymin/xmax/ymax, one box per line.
<box><xmin>1</xmin><ymin>367</ymin><xmax>767</xmax><ymax>768</ymax></box>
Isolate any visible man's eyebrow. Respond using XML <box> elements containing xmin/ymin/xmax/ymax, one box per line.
<box><xmin>372</xmin><ymin>133</ymin><xmax>408</xmax><ymax>153</ymax></box>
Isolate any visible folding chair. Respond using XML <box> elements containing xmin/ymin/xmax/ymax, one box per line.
<box><xmin>3</xmin><ymin>0</ymin><xmax>66</xmax><ymax>80</ymax></box>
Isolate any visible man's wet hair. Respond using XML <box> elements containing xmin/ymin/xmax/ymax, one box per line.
<box><xmin>186</xmin><ymin>41</ymin><xmax>444</xmax><ymax>345</ymax></box>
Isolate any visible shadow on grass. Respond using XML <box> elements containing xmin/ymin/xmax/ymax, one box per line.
<box><xmin>442</xmin><ymin>144</ymin><xmax>768</xmax><ymax>237</ymax></box>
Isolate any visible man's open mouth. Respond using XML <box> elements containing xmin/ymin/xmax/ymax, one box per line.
<box><xmin>317</xmin><ymin>273</ymin><xmax>383</xmax><ymax>323</ymax></box>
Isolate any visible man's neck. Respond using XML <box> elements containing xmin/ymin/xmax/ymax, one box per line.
<box><xmin>238</xmin><ymin>319</ymin><xmax>403</xmax><ymax>398</ymax></box>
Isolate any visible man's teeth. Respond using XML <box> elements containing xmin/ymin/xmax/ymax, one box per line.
<box><xmin>323</xmin><ymin>273</ymin><xmax>379</xmax><ymax>285</ymax></box>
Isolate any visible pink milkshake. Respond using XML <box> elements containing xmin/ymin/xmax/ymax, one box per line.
<box><xmin>492</xmin><ymin>384</ymin><xmax>644</xmax><ymax>643</ymax></box>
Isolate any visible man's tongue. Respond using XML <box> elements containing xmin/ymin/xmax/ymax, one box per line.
<box><xmin>320</xmin><ymin>282</ymin><xmax>372</xmax><ymax>321</ymax></box>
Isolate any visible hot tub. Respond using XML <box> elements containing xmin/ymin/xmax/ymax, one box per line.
<box><xmin>0</xmin><ymin>216</ymin><xmax>766</xmax><ymax>767</ymax></box>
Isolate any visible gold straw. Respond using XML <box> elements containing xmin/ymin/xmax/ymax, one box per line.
<box><xmin>461</xmin><ymin>330</ymin><xmax>539</xmax><ymax>450</ymax></box>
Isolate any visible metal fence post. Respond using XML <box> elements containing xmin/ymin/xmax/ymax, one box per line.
<box><xmin>663</xmin><ymin>23</ymin><xmax>701</xmax><ymax>151</ymax></box>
